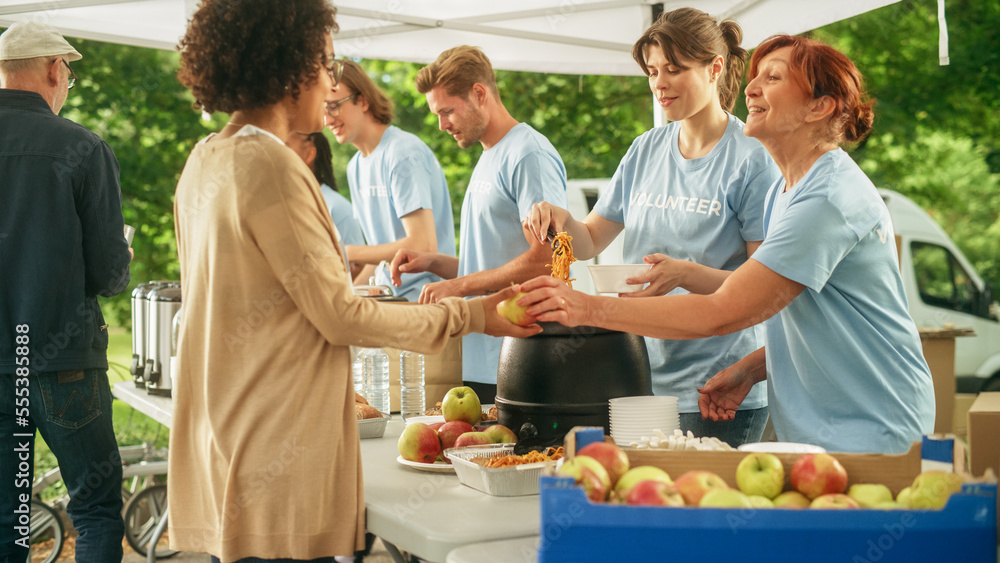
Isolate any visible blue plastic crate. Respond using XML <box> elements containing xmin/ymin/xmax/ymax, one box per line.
<box><xmin>538</xmin><ymin>476</ymin><xmax>997</xmax><ymax>563</ymax></box>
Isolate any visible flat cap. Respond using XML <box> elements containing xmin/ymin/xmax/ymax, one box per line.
<box><xmin>0</xmin><ymin>21</ymin><xmax>82</xmax><ymax>62</ymax></box>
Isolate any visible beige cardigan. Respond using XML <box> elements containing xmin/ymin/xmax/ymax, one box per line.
<box><xmin>169</xmin><ymin>133</ymin><xmax>484</xmax><ymax>561</ymax></box>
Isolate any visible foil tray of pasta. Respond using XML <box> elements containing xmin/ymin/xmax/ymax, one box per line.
<box><xmin>443</xmin><ymin>443</ymin><xmax>564</xmax><ymax>497</ymax></box>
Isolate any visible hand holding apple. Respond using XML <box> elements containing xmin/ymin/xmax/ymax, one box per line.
<box><xmin>497</xmin><ymin>291</ymin><xmax>537</xmax><ymax>326</ymax></box>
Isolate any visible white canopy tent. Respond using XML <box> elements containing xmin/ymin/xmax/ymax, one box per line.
<box><xmin>0</xmin><ymin>0</ymin><xmax>904</xmax><ymax>75</ymax></box>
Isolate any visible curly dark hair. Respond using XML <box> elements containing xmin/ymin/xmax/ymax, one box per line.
<box><xmin>177</xmin><ymin>0</ymin><xmax>338</xmax><ymax>113</ymax></box>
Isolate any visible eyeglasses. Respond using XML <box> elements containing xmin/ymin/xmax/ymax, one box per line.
<box><xmin>60</xmin><ymin>58</ymin><xmax>77</xmax><ymax>89</ymax></box>
<box><xmin>325</xmin><ymin>93</ymin><xmax>358</xmax><ymax>117</ymax></box>
<box><xmin>324</xmin><ymin>57</ymin><xmax>345</xmax><ymax>87</ymax></box>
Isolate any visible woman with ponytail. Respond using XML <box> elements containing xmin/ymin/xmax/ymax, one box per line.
<box><xmin>524</xmin><ymin>7</ymin><xmax>780</xmax><ymax>446</ymax></box>
<box><xmin>517</xmin><ymin>35</ymin><xmax>934</xmax><ymax>454</ymax></box>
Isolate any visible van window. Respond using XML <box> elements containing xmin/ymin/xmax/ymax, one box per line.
<box><xmin>912</xmin><ymin>241</ymin><xmax>978</xmax><ymax>315</ymax></box>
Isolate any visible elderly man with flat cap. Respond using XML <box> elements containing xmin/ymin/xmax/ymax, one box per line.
<box><xmin>0</xmin><ymin>22</ymin><xmax>130</xmax><ymax>562</ymax></box>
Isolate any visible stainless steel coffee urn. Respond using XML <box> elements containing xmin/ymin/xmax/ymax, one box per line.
<box><xmin>145</xmin><ymin>286</ymin><xmax>182</xmax><ymax>396</ymax></box>
<box><xmin>130</xmin><ymin>281</ymin><xmax>178</xmax><ymax>389</ymax></box>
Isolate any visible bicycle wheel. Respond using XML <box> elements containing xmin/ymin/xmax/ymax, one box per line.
<box><xmin>123</xmin><ymin>484</ymin><xmax>178</xmax><ymax>559</ymax></box>
<box><xmin>28</xmin><ymin>499</ymin><xmax>65</xmax><ymax>563</ymax></box>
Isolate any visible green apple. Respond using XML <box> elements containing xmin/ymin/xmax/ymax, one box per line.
<box><xmin>907</xmin><ymin>471</ymin><xmax>964</xmax><ymax>509</ymax></box>
<box><xmin>873</xmin><ymin>500</ymin><xmax>900</xmax><ymax>510</ymax></box>
<box><xmin>557</xmin><ymin>455</ymin><xmax>612</xmax><ymax>502</ymax></box>
<box><xmin>895</xmin><ymin>486</ymin><xmax>913</xmax><ymax>508</ymax></box>
<box><xmin>772</xmin><ymin>490</ymin><xmax>811</xmax><ymax>509</ymax></box>
<box><xmin>847</xmin><ymin>483</ymin><xmax>894</xmax><ymax>508</ymax></box>
<box><xmin>613</xmin><ymin>466</ymin><xmax>672</xmax><ymax>502</ymax></box>
<box><xmin>747</xmin><ymin>495</ymin><xmax>774</xmax><ymax>508</ymax></box>
<box><xmin>735</xmin><ymin>452</ymin><xmax>785</xmax><ymax>499</ymax></box>
<box><xmin>483</xmin><ymin>424</ymin><xmax>517</xmax><ymax>444</ymax></box>
<box><xmin>810</xmin><ymin>493</ymin><xmax>860</xmax><ymax>509</ymax></box>
<box><xmin>441</xmin><ymin>386</ymin><xmax>481</xmax><ymax>425</ymax></box>
<box><xmin>674</xmin><ymin>470</ymin><xmax>729</xmax><ymax>506</ymax></box>
<box><xmin>699</xmin><ymin>488</ymin><xmax>753</xmax><ymax>508</ymax></box>
<box><xmin>496</xmin><ymin>291</ymin><xmax>537</xmax><ymax>326</ymax></box>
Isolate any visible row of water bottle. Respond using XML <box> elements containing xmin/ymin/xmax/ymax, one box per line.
<box><xmin>352</xmin><ymin>347</ymin><xmax>425</xmax><ymax>420</ymax></box>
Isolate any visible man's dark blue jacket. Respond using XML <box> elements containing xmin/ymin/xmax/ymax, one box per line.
<box><xmin>1</xmin><ymin>89</ymin><xmax>131</xmax><ymax>374</ymax></box>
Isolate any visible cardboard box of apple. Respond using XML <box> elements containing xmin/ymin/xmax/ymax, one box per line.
<box><xmin>558</xmin><ymin>442</ymin><xmax>968</xmax><ymax>510</ymax></box>
<box><xmin>397</xmin><ymin>386</ymin><xmax>518</xmax><ymax>464</ymax></box>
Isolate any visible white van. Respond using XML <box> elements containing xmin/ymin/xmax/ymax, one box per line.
<box><xmin>567</xmin><ymin>180</ymin><xmax>1000</xmax><ymax>393</ymax></box>
<box><xmin>880</xmin><ymin>189</ymin><xmax>1000</xmax><ymax>393</ymax></box>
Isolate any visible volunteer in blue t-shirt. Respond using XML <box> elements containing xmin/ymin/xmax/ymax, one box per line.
<box><xmin>516</xmin><ymin>34</ymin><xmax>935</xmax><ymax>454</ymax></box>
<box><xmin>525</xmin><ymin>8</ymin><xmax>779</xmax><ymax>447</ymax></box>
<box><xmin>326</xmin><ymin>60</ymin><xmax>455</xmax><ymax>302</ymax></box>
<box><xmin>390</xmin><ymin>46</ymin><xmax>567</xmax><ymax>403</ymax></box>
<box><xmin>285</xmin><ymin>131</ymin><xmax>367</xmax><ymax>279</ymax></box>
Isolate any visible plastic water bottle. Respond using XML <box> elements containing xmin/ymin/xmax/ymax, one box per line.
<box><xmin>364</xmin><ymin>348</ymin><xmax>390</xmax><ymax>415</ymax></box>
<box><xmin>399</xmin><ymin>350</ymin><xmax>426</xmax><ymax>421</ymax></box>
<box><xmin>351</xmin><ymin>347</ymin><xmax>366</xmax><ymax>396</ymax></box>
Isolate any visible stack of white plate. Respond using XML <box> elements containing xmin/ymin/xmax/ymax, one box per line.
<box><xmin>609</xmin><ymin>396</ymin><xmax>680</xmax><ymax>447</ymax></box>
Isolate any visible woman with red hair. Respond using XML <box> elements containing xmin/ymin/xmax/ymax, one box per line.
<box><xmin>515</xmin><ymin>35</ymin><xmax>934</xmax><ymax>454</ymax></box>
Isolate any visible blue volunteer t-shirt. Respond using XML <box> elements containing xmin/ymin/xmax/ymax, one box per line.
<box><xmin>348</xmin><ymin>126</ymin><xmax>456</xmax><ymax>301</ymax></box>
<box><xmin>459</xmin><ymin>123</ymin><xmax>567</xmax><ymax>384</ymax></box>
<box><xmin>593</xmin><ymin>114</ymin><xmax>779</xmax><ymax>413</ymax></box>
<box><xmin>752</xmin><ymin>148</ymin><xmax>935</xmax><ymax>454</ymax></box>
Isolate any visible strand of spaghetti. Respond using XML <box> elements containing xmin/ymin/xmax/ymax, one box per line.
<box><xmin>547</xmin><ymin>232</ymin><xmax>576</xmax><ymax>288</ymax></box>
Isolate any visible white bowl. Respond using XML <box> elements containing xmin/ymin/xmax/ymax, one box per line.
<box><xmin>587</xmin><ymin>264</ymin><xmax>651</xmax><ymax>294</ymax></box>
<box><xmin>737</xmin><ymin>442</ymin><xmax>827</xmax><ymax>454</ymax></box>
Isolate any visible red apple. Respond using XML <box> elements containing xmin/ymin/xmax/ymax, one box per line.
<box><xmin>557</xmin><ymin>455</ymin><xmax>612</xmax><ymax>502</ymax></box>
<box><xmin>397</xmin><ymin>422</ymin><xmax>441</xmax><ymax>464</ymax></box>
<box><xmin>441</xmin><ymin>386</ymin><xmax>482</xmax><ymax>425</ymax></box>
<box><xmin>810</xmin><ymin>493</ymin><xmax>860</xmax><ymax>509</ymax></box>
<box><xmin>613</xmin><ymin>466</ymin><xmax>672</xmax><ymax>502</ymax></box>
<box><xmin>674</xmin><ymin>470</ymin><xmax>729</xmax><ymax>506</ymax></box>
<box><xmin>453</xmin><ymin>431</ymin><xmax>491</xmax><ymax>448</ymax></box>
<box><xmin>437</xmin><ymin>421</ymin><xmax>475</xmax><ymax>452</ymax></box>
<box><xmin>790</xmin><ymin>453</ymin><xmax>848</xmax><ymax>499</ymax></box>
<box><xmin>483</xmin><ymin>424</ymin><xmax>517</xmax><ymax>444</ymax></box>
<box><xmin>427</xmin><ymin>422</ymin><xmax>445</xmax><ymax>432</ymax></box>
<box><xmin>577</xmin><ymin>441</ymin><xmax>630</xmax><ymax>487</ymax></box>
<box><xmin>497</xmin><ymin>291</ymin><xmax>537</xmax><ymax>326</ymax></box>
<box><xmin>625</xmin><ymin>480</ymin><xmax>685</xmax><ymax>507</ymax></box>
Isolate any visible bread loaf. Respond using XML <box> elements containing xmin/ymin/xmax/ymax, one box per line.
<box><xmin>355</xmin><ymin>392</ymin><xmax>369</xmax><ymax>405</ymax></box>
<box><xmin>355</xmin><ymin>403</ymin><xmax>382</xmax><ymax>420</ymax></box>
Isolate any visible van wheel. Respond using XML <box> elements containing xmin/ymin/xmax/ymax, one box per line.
<box><xmin>983</xmin><ymin>375</ymin><xmax>1000</xmax><ymax>392</ymax></box>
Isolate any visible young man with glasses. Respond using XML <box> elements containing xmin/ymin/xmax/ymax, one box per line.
<box><xmin>0</xmin><ymin>22</ymin><xmax>131</xmax><ymax>562</ymax></box>
<box><xmin>325</xmin><ymin>59</ymin><xmax>456</xmax><ymax>301</ymax></box>
<box><xmin>389</xmin><ymin>46</ymin><xmax>567</xmax><ymax>403</ymax></box>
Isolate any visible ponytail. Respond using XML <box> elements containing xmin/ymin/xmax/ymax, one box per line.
<box><xmin>718</xmin><ymin>19</ymin><xmax>747</xmax><ymax>112</ymax></box>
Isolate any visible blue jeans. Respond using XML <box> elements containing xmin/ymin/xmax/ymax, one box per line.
<box><xmin>0</xmin><ymin>369</ymin><xmax>124</xmax><ymax>562</ymax></box>
<box><xmin>679</xmin><ymin>407</ymin><xmax>769</xmax><ymax>448</ymax></box>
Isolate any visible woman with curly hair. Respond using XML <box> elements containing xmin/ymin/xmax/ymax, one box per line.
<box><xmin>170</xmin><ymin>1</ymin><xmax>536</xmax><ymax>561</ymax></box>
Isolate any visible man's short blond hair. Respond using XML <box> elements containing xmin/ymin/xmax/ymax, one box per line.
<box><xmin>415</xmin><ymin>45</ymin><xmax>498</xmax><ymax>99</ymax></box>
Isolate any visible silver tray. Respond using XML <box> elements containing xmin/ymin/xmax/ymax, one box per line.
<box><xmin>444</xmin><ymin>444</ymin><xmax>556</xmax><ymax>497</ymax></box>
<box><xmin>358</xmin><ymin>413</ymin><xmax>390</xmax><ymax>439</ymax></box>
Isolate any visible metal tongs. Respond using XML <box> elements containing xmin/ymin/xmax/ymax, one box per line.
<box><xmin>546</xmin><ymin>228</ymin><xmax>563</xmax><ymax>253</ymax></box>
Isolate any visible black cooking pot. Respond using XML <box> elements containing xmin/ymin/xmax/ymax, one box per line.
<box><xmin>495</xmin><ymin>322</ymin><xmax>652</xmax><ymax>448</ymax></box>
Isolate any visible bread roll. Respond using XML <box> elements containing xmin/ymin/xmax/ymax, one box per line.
<box><xmin>355</xmin><ymin>403</ymin><xmax>382</xmax><ymax>420</ymax></box>
<box><xmin>355</xmin><ymin>392</ymin><xmax>369</xmax><ymax>405</ymax></box>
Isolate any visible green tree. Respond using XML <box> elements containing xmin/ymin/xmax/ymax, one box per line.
<box><xmin>58</xmin><ymin>39</ymin><xmax>226</xmax><ymax>325</ymax></box>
